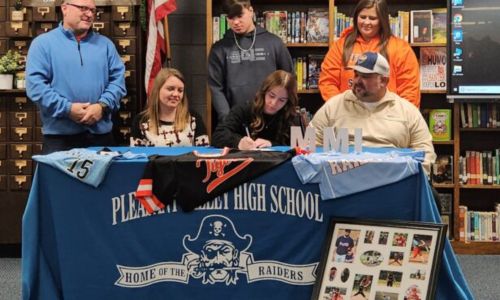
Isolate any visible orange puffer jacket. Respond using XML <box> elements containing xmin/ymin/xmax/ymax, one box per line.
<box><xmin>318</xmin><ymin>27</ymin><xmax>420</xmax><ymax>107</ymax></box>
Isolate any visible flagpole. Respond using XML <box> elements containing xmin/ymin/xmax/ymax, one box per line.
<box><xmin>163</xmin><ymin>16</ymin><xmax>171</xmax><ymax>68</ymax></box>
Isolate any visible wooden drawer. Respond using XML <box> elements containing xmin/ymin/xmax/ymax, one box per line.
<box><xmin>0</xmin><ymin>38</ymin><xmax>8</xmax><ymax>55</ymax></box>
<box><xmin>124</xmin><ymin>70</ymin><xmax>136</xmax><ymax>87</ymax></box>
<box><xmin>35</xmin><ymin>111</ymin><xmax>42</xmax><ymax>126</ymax></box>
<box><xmin>112</xmin><ymin>5</ymin><xmax>134</xmax><ymax>21</ymax></box>
<box><xmin>5</xmin><ymin>21</ymin><xmax>31</xmax><ymax>37</ymax></box>
<box><xmin>10</xmin><ymin>97</ymin><xmax>34</xmax><ymax>111</ymax></box>
<box><xmin>10</xmin><ymin>39</ymin><xmax>30</xmax><ymax>54</ymax></box>
<box><xmin>0</xmin><ymin>160</ymin><xmax>5</xmax><ymax>175</ymax></box>
<box><xmin>10</xmin><ymin>127</ymin><xmax>33</xmax><ymax>142</ymax></box>
<box><xmin>35</xmin><ymin>22</ymin><xmax>57</xmax><ymax>35</ymax></box>
<box><xmin>95</xmin><ymin>7</ymin><xmax>111</xmax><ymax>22</ymax></box>
<box><xmin>0</xmin><ymin>111</ymin><xmax>5</xmax><ymax>126</ymax></box>
<box><xmin>33</xmin><ymin>143</ymin><xmax>42</xmax><ymax>155</ymax></box>
<box><xmin>10</xmin><ymin>174</ymin><xmax>32</xmax><ymax>190</ymax></box>
<box><xmin>33</xmin><ymin>6</ymin><xmax>57</xmax><ymax>22</ymax></box>
<box><xmin>113</xmin><ymin>22</ymin><xmax>136</xmax><ymax>37</ymax></box>
<box><xmin>120</xmin><ymin>54</ymin><xmax>136</xmax><ymax>70</ymax></box>
<box><xmin>0</xmin><ymin>174</ymin><xmax>6</xmax><ymax>190</ymax></box>
<box><xmin>117</xmin><ymin>127</ymin><xmax>131</xmax><ymax>145</ymax></box>
<box><xmin>7</xmin><ymin>7</ymin><xmax>32</xmax><ymax>22</ymax></box>
<box><xmin>9</xmin><ymin>143</ymin><xmax>32</xmax><ymax>159</ymax></box>
<box><xmin>120</xmin><ymin>95</ymin><xmax>136</xmax><ymax>111</ymax></box>
<box><xmin>8</xmin><ymin>159</ymin><xmax>32</xmax><ymax>175</ymax></box>
<box><xmin>117</xmin><ymin>111</ymin><xmax>132</xmax><ymax>126</ymax></box>
<box><xmin>34</xmin><ymin>126</ymin><xmax>43</xmax><ymax>142</ymax></box>
<box><xmin>9</xmin><ymin>111</ymin><xmax>34</xmax><ymax>127</ymax></box>
<box><xmin>0</xmin><ymin>6</ymin><xmax>6</xmax><ymax>22</ymax></box>
<box><xmin>114</xmin><ymin>38</ymin><xmax>136</xmax><ymax>54</ymax></box>
<box><xmin>0</xmin><ymin>127</ymin><xmax>6</xmax><ymax>142</ymax></box>
<box><xmin>92</xmin><ymin>21</ymin><xmax>111</xmax><ymax>36</ymax></box>
<box><xmin>0</xmin><ymin>144</ymin><xmax>6</xmax><ymax>159</ymax></box>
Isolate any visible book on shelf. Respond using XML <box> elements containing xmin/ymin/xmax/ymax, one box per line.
<box><xmin>398</xmin><ymin>10</ymin><xmax>410</xmax><ymax>42</ymax></box>
<box><xmin>431</xmin><ymin>8</ymin><xmax>447</xmax><ymax>44</ymax></box>
<box><xmin>411</xmin><ymin>10</ymin><xmax>432</xmax><ymax>43</ymax></box>
<box><xmin>428</xmin><ymin>108</ymin><xmax>451</xmax><ymax>141</ymax></box>
<box><xmin>458</xmin><ymin>205</ymin><xmax>467</xmax><ymax>242</ymax></box>
<box><xmin>431</xmin><ymin>155</ymin><xmax>453</xmax><ymax>184</ymax></box>
<box><xmin>437</xmin><ymin>193</ymin><xmax>452</xmax><ymax>215</ymax></box>
<box><xmin>306</xmin><ymin>8</ymin><xmax>329</xmax><ymax>43</ymax></box>
<box><xmin>440</xmin><ymin>214</ymin><xmax>452</xmax><ymax>239</ymax></box>
<box><xmin>307</xmin><ymin>54</ymin><xmax>324</xmax><ymax>89</ymax></box>
<box><xmin>420</xmin><ymin>47</ymin><xmax>447</xmax><ymax>91</ymax></box>
<box><xmin>212</xmin><ymin>16</ymin><xmax>220</xmax><ymax>43</ymax></box>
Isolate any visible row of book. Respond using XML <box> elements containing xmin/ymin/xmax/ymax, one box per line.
<box><xmin>212</xmin><ymin>8</ymin><xmax>329</xmax><ymax>44</ymax></box>
<box><xmin>256</xmin><ymin>9</ymin><xmax>329</xmax><ymax>44</ymax></box>
<box><xmin>458</xmin><ymin>204</ymin><xmax>500</xmax><ymax>242</ymax></box>
<box><xmin>458</xmin><ymin>150</ymin><xmax>500</xmax><ymax>185</ymax></box>
<box><xmin>212</xmin><ymin>7</ymin><xmax>447</xmax><ymax>44</ymax></box>
<box><xmin>460</xmin><ymin>103</ymin><xmax>500</xmax><ymax>128</ymax></box>
<box><xmin>293</xmin><ymin>54</ymin><xmax>324</xmax><ymax>90</ymax></box>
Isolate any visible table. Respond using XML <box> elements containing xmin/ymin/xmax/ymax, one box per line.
<box><xmin>22</xmin><ymin>147</ymin><xmax>473</xmax><ymax>299</ymax></box>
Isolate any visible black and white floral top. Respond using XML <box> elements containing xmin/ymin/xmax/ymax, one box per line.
<box><xmin>130</xmin><ymin>110</ymin><xmax>209</xmax><ymax>147</ymax></box>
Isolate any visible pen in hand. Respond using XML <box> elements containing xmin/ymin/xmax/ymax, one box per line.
<box><xmin>245</xmin><ymin>126</ymin><xmax>251</xmax><ymax>138</ymax></box>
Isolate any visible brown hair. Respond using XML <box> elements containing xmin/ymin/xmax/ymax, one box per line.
<box><xmin>250</xmin><ymin>70</ymin><xmax>298</xmax><ymax>145</ymax></box>
<box><xmin>140</xmin><ymin>68</ymin><xmax>190</xmax><ymax>135</ymax></box>
<box><xmin>342</xmin><ymin>0</ymin><xmax>392</xmax><ymax>67</ymax></box>
<box><xmin>222</xmin><ymin>0</ymin><xmax>252</xmax><ymax>18</ymax></box>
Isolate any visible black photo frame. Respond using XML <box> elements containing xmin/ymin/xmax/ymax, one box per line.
<box><xmin>311</xmin><ymin>218</ymin><xmax>447</xmax><ymax>300</ymax></box>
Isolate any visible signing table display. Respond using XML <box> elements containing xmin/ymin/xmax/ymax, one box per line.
<box><xmin>22</xmin><ymin>147</ymin><xmax>472</xmax><ymax>300</ymax></box>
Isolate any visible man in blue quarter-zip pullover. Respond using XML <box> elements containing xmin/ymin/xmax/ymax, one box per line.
<box><xmin>26</xmin><ymin>0</ymin><xmax>126</xmax><ymax>154</ymax></box>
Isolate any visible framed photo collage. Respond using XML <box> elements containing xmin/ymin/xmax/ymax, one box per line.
<box><xmin>312</xmin><ymin>218</ymin><xmax>447</xmax><ymax>300</ymax></box>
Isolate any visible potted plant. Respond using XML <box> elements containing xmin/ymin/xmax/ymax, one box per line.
<box><xmin>0</xmin><ymin>50</ymin><xmax>22</xmax><ymax>90</ymax></box>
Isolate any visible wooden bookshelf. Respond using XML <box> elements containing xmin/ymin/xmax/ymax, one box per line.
<box><xmin>205</xmin><ymin>0</ymin><xmax>500</xmax><ymax>255</ymax></box>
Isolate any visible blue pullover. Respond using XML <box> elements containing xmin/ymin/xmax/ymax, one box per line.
<box><xmin>26</xmin><ymin>23</ymin><xmax>126</xmax><ymax>135</ymax></box>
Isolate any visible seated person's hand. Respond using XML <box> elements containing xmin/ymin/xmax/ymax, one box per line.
<box><xmin>238</xmin><ymin>136</ymin><xmax>256</xmax><ymax>150</ymax></box>
<box><xmin>254</xmin><ymin>138</ymin><xmax>271</xmax><ymax>148</ymax></box>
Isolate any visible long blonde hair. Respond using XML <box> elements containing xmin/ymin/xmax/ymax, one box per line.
<box><xmin>140</xmin><ymin>68</ymin><xmax>190</xmax><ymax>135</ymax></box>
<box><xmin>343</xmin><ymin>0</ymin><xmax>392</xmax><ymax>67</ymax></box>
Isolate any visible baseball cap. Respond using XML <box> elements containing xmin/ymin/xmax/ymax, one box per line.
<box><xmin>350</xmin><ymin>52</ymin><xmax>390</xmax><ymax>77</ymax></box>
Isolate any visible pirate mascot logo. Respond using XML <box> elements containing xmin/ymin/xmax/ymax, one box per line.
<box><xmin>183</xmin><ymin>215</ymin><xmax>252</xmax><ymax>285</ymax></box>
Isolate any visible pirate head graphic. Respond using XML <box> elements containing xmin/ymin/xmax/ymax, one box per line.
<box><xmin>183</xmin><ymin>215</ymin><xmax>252</xmax><ymax>285</ymax></box>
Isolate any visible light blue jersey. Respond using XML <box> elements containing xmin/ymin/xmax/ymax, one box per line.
<box><xmin>33</xmin><ymin>149</ymin><xmax>122</xmax><ymax>187</ymax></box>
<box><xmin>292</xmin><ymin>152</ymin><xmax>419</xmax><ymax>200</ymax></box>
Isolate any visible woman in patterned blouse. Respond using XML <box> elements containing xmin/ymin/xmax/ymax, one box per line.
<box><xmin>130</xmin><ymin>68</ymin><xmax>209</xmax><ymax>147</ymax></box>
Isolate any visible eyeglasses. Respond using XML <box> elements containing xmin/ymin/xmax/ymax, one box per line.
<box><xmin>66</xmin><ymin>3</ymin><xmax>97</xmax><ymax>15</ymax></box>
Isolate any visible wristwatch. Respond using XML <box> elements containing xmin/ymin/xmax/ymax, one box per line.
<box><xmin>98</xmin><ymin>101</ymin><xmax>111</xmax><ymax>116</ymax></box>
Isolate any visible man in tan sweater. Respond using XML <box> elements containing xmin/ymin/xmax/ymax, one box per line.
<box><xmin>310</xmin><ymin>51</ymin><xmax>435</xmax><ymax>174</ymax></box>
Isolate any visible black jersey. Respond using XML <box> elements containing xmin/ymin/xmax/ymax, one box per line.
<box><xmin>136</xmin><ymin>149</ymin><xmax>295</xmax><ymax>212</ymax></box>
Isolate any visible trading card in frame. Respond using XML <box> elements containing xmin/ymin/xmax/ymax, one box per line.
<box><xmin>311</xmin><ymin>218</ymin><xmax>447</xmax><ymax>300</ymax></box>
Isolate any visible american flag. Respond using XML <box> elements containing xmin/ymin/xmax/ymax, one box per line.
<box><xmin>145</xmin><ymin>0</ymin><xmax>177</xmax><ymax>94</ymax></box>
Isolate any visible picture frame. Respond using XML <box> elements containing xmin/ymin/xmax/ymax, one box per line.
<box><xmin>311</xmin><ymin>218</ymin><xmax>447</xmax><ymax>300</ymax></box>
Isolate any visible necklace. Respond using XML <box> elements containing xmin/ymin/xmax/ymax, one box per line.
<box><xmin>233</xmin><ymin>29</ymin><xmax>256</xmax><ymax>52</ymax></box>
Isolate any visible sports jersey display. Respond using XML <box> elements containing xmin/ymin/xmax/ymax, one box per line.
<box><xmin>292</xmin><ymin>152</ymin><xmax>419</xmax><ymax>200</ymax></box>
<box><xmin>136</xmin><ymin>149</ymin><xmax>295</xmax><ymax>212</ymax></box>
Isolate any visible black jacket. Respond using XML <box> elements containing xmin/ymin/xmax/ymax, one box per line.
<box><xmin>211</xmin><ymin>102</ymin><xmax>301</xmax><ymax>148</ymax></box>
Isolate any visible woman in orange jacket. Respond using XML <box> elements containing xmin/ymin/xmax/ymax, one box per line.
<box><xmin>318</xmin><ymin>0</ymin><xmax>420</xmax><ymax>107</ymax></box>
